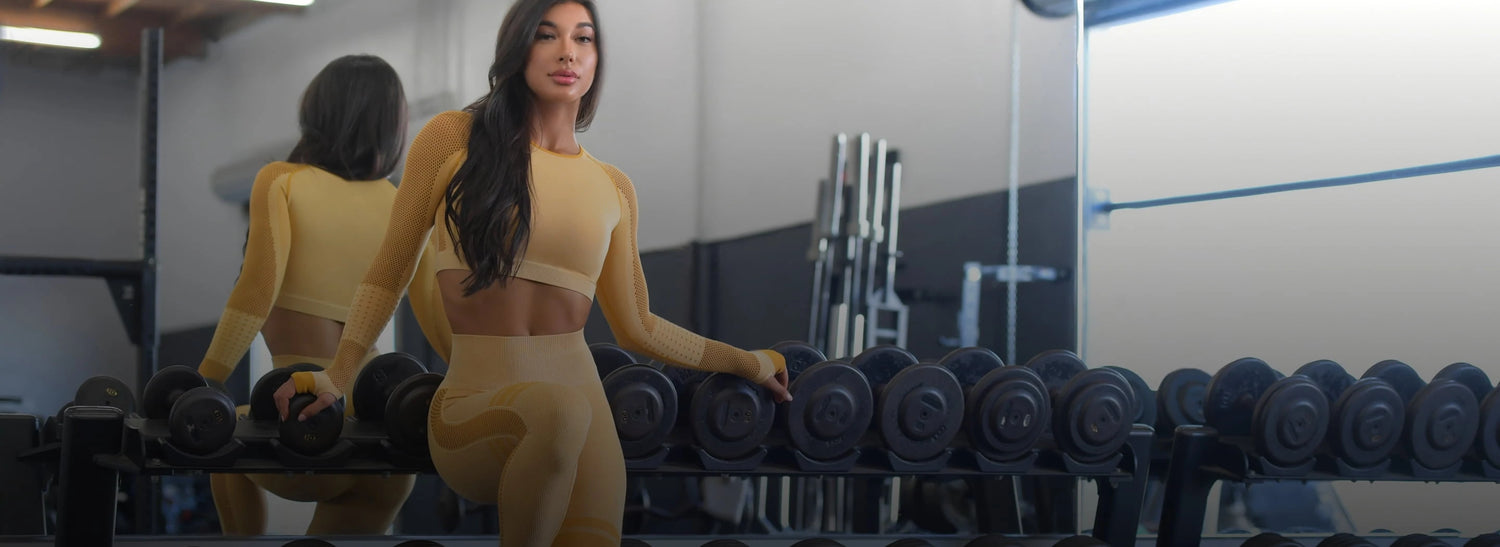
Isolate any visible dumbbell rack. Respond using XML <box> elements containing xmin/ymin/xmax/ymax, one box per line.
<box><xmin>1156</xmin><ymin>425</ymin><xmax>1500</xmax><ymax>546</ymax></box>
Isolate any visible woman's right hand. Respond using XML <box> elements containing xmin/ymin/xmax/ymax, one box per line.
<box><xmin>274</xmin><ymin>371</ymin><xmax>341</xmax><ymax>422</ymax></box>
<box><xmin>758</xmin><ymin>366</ymin><xmax>792</xmax><ymax>403</ymax></box>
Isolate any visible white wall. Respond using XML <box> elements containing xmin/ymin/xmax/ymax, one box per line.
<box><xmin>1083</xmin><ymin>0</ymin><xmax>1500</xmax><ymax>535</ymax></box>
<box><xmin>698</xmin><ymin>0</ymin><xmax>1078</xmax><ymax>240</ymax></box>
<box><xmin>0</xmin><ymin>59</ymin><xmax>141</xmax><ymax>416</ymax></box>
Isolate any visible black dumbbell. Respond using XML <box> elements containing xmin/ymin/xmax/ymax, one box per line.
<box><xmin>46</xmin><ymin>376</ymin><xmax>137</xmax><ymax>445</ymax></box>
<box><xmin>1054</xmin><ymin>536</ymin><xmax>1108</xmax><ymax>547</ymax></box>
<box><xmin>775</xmin><ymin>342</ymin><xmax>872</xmax><ymax>463</ymax></box>
<box><xmin>142</xmin><ymin>365</ymin><xmax>236</xmax><ymax>455</ymax></box>
<box><xmin>851</xmin><ymin>345</ymin><xmax>964</xmax><ymax>464</ymax></box>
<box><xmin>1391</xmin><ymin>534</ymin><xmax>1450</xmax><ymax>547</ymax></box>
<box><xmin>938</xmin><ymin>347</ymin><xmax>1050</xmax><ymax>464</ymax></box>
<box><xmin>351</xmin><ymin>353</ymin><xmax>442</xmax><ymax>456</ymax></box>
<box><xmin>1025</xmin><ymin>350</ymin><xmax>1136</xmax><ymax>464</ymax></box>
<box><xmin>1317</xmin><ymin>534</ymin><xmax>1376</xmax><ymax>547</ymax></box>
<box><xmin>1364</xmin><ymin>360</ymin><xmax>1479</xmax><ymax>472</ymax></box>
<box><xmin>392</xmin><ymin>540</ymin><xmax>445</xmax><ymax>547</ymax></box>
<box><xmin>1156</xmin><ymin>368</ymin><xmax>1211</xmax><ymax>437</ymax></box>
<box><xmin>1204</xmin><ymin>358</ymin><xmax>1329</xmax><ymax>468</ymax></box>
<box><xmin>251</xmin><ymin>363</ymin><xmax>345</xmax><ymax>455</ymax></box>
<box><xmin>964</xmin><ymin>535</ymin><xmax>1026</xmax><ymax>547</ymax></box>
<box><xmin>1243</xmin><ymin>533</ymin><xmax>1304</xmax><ymax>547</ymax></box>
<box><xmin>1433</xmin><ymin>363</ymin><xmax>1500</xmax><ymax>471</ymax></box>
<box><xmin>702</xmin><ymin>540</ymin><xmax>748</xmax><ymax>547</ymax></box>
<box><xmin>665</xmin><ymin>364</ymin><xmax>775</xmax><ymax>463</ymax></box>
<box><xmin>791</xmin><ymin>540</ymin><xmax>845</xmax><ymax>547</ymax></box>
<box><xmin>600</xmin><ymin>356</ymin><xmax>678</xmax><ymax>462</ymax></box>
<box><xmin>1102</xmin><ymin>366</ymin><xmax>1156</xmax><ymax>427</ymax></box>
<box><xmin>1466</xmin><ymin>533</ymin><xmax>1500</xmax><ymax>547</ymax></box>
<box><xmin>591</xmin><ymin>342</ymin><xmax>637</xmax><ymax>379</ymax></box>
<box><xmin>282</xmin><ymin>539</ymin><xmax>335</xmax><ymax>547</ymax></box>
<box><xmin>1295</xmin><ymin>360</ymin><xmax>1404</xmax><ymax>468</ymax></box>
<box><xmin>887</xmin><ymin>540</ymin><xmax>934</xmax><ymax>547</ymax></box>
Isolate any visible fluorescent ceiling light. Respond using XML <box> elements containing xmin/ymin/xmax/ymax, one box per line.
<box><xmin>249</xmin><ymin>0</ymin><xmax>315</xmax><ymax>6</ymax></box>
<box><xmin>0</xmin><ymin>26</ymin><xmax>101</xmax><ymax>49</ymax></box>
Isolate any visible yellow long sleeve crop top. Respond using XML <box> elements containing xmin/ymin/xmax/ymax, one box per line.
<box><xmin>296</xmin><ymin>110</ymin><xmax>783</xmax><ymax>399</ymax></box>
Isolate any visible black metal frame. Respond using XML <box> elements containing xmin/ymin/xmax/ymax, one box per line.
<box><xmin>0</xmin><ymin>28</ymin><xmax>162</xmax><ymax>536</ymax></box>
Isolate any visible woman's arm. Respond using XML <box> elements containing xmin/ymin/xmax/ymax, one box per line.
<box><xmin>592</xmin><ymin>161</ymin><xmax>789</xmax><ymax>400</ymax></box>
<box><xmin>196</xmin><ymin>163</ymin><xmax>299</xmax><ymax>383</ymax></box>
<box><xmin>279</xmin><ymin>111</ymin><xmax>470</xmax><ymax>419</ymax></box>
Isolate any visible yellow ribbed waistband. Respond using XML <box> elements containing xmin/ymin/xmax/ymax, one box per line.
<box><xmin>445</xmin><ymin>329</ymin><xmax>595</xmax><ymax>388</ymax></box>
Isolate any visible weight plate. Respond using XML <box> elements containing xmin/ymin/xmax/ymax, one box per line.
<box><xmin>352</xmin><ymin>353</ymin><xmax>427</xmax><ymax>422</ymax></box>
<box><xmin>877</xmin><ymin>363</ymin><xmax>964</xmax><ymax>462</ymax></box>
<box><xmin>1317</xmin><ymin>534</ymin><xmax>1376</xmax><ymax>547</ymax></box>
<box><xmin>74</xmin><ymin>376</ymin><xmax>135</xmax><ymax>415</ymax></box>
<box><xmin>142</xmin><ymin>365</ymin><xmax>208</xmax><ymax>420</ymax></box>
<box><xmin>1391</xmin><ymin>534</ymin><xmax>1449</xmax><ymax>547</ymax></box>
<box><xmin>1055</xmin><ymin>368</ymin><xmax>1134</xmax><ymax>464</ymax></box>
<box><xmin>1053</xmin><ymin>536</ymin><xmax>1108</xmax><ymax>547</ymax></box>
<box><xmin>1363</xmin><ymin>360</ymin><xmax>1425</xmax><ymax>403</ymax></box>
<box><xmin>603</xmin><ymin>365</ymin><xmax>679</xmax><ymax>459</ymax></box>
<box><xmin>1252</xmin><ymin>377</ymin><xmax>1329</xmax><ymax>467</ymax></box>
<box><xmin>1466</xmin><ymin>533</ymin><xmax>1500</xmax><ymax>547</ymax></box>
<box><xmin>250</xmin><ymin>363</ymin><xmax>324</xmax><ymax>422</ymax></box>
<box><xmin>1023</xmin><ymin>349</ymin><xmax>1086</xmax><ymax>395</ymax></box>
<box><xmin>964</xmin><ymin>535</ymin><xmax>1026</xmax><ymax>547</ymax></box>
<box><xmin>384</xmin><ymin>372</ymin><xmax>443</xmax><ymax>456</ymax></box>
<box><xmin>968</xmin><ymin>366</ymin><xmax>1050</xmax><ymax>462</ymax></box>
<box><xmin>1434</xmin><ymin>362</ymin><xmax>1493</xmax><ymax>404</ymax></box>
<box><xmin>1204</xmin><ymin>358</ymin><xmax>1279</xmax><ymax>438</ymax></box>
<box><xmin>851</xmin><ymin>345</ymin><xmax>919</xmax><ymax>388</ymax></box>
<box><xmin>888</xmin><ymin>540</ymin><xmax>934</xmax><ymax>547</ymax></box>
<box><xmin>690</xmin><ymin>373</ymin><xmax>776</xmax><ymax>461</ymax></box>
<box><xmin>1408</xmin><ymin>380</ymin><xmax>1479</xmax><ymax>471</ymax></box>
<box><xmin>791</xmin><ymin>540</ymin><xmax>846</xmax><ymax>547</ymax></box>
<box><xmin>282</xmin><ymin>540</ymin><xmax>336</xmax><ymax>547</ymax></box>
<box><xmin>1295</xmin><ymin>360</ymin><xmax>1355</xmax><ymax>402</ymax></box>
<box><xmin>785</xmin><ymin>361</ymin><xmax>872</xmax><ymax>461</ymax></box>
<box><xmin>1330</xmin><ymin>377</ymin><xmax>1404</xmax><ymax>468</ymax></box>
<box><xmin>279</xmin><ymin>393</ymin><xmax>344</xmax><ymax>455</ymax></box>
<box><xmin>1102</xmin><ymin>366</ymin><xmax>1156</xmax><ymax>427</ymax></box>
<box><xmin>1157</xmin><ymin>368</ymin><xmax>1211</xmax><ymax>434</ymax></box>
<box><xmin>1481</xmin><ymin>388</ymin><xmax>1500</xmax><ymax>469</ymax></box>
<box><xmin>1241</xmin><ymin>533</ymin><xmax>1303</xmax><ymax>547</ymax></box>
<box><xmin>168</xmin><ymin>386</ymin><xmax>237</xmax><ymax>455</ymax></box>
<box><xmin>772</xmin><ymin>340</ymin><xmax>828</xmax><ymax>381</ymax></box>
<box><xmin>939</xmin><ymin>346</ymin><xmax>1005</xmax><ymax>386</ymax></box>
<box><xmin>591</xmin><ymin>343</ymin><xmax>637</xmax><ymax>379</ymax></box>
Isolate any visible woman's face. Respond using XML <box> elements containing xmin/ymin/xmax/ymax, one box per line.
<box><xmin>524</xmin><ymin>2</ymin><xmax>597</xmax><ymax>108</ymax></box>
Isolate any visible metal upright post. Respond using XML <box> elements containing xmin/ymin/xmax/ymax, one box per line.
<box><xmin>135</xmin><ymin>27</ymin><xmax>163</xmax><ymax>536</ymax></box>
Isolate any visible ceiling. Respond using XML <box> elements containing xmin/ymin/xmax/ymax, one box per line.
<box><xmin>0</xmin><ymin>0</ymin><xmax>307</xmax><ymax>67</ymax></box>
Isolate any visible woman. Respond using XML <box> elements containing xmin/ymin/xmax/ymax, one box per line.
<box><xmin>273</xmin><ymin>2</ymin><xmax>791</xmax><ymax>546</ymax></box>
<box><xmin>197</xmin><ymin>54</ymin><xmax>423</xmax><ymax>536</ymax></box>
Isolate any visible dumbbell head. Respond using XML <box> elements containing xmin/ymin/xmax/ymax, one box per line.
<box><xmin>1252</xmin><ymin>376</ymin><xmax>1330</xmax><ymax>467</ymax></box>
<box><xmin>352</xmin><ymin>353</ymin><xmax>427</xmax><ymax>422</ymax></box>
<box><xmin>1157</xmin><ymin>368</ymin><xmax>1211</xmax><ymax>435</ymax></box>
<box><xmin>591</xmin><ymin>343</ymin><xmax>637</xmax><ymax>379</ymax></box>
<box><xmin>1024</xmin><ymin>349</ymin><xmax>1087</xmax><ymax>396</ymax></box>
<box><xmin>74</xmin><ymin>375</ymin><xmax>135</xmax><ymax>415</ymax></box>
<box><xmin>1408</xmin><ymin>378</ymin><xmax>1479</xmax><ymax>470</ymax></box>
<box><xmin>939</xmin><ymin>346</ymin><xmax>1004</xmax><ymax>387</ymax></box>
<box><xmin>689</xmin><ymin>373</ymin><xmax>776</xmax><ymax>461</ymax></box>
<box><xmin>1466</xmin><ymin>533</ymin><xmax>1500</xmax><ymax>547</ymax></box>
<box><xmin>1329</xmin><ymin>377</ymin><xmax>1405</xmax><ymax>467</ymax></box>
<box><xmin>281</xmin><ymin>539</ymin><xmax>335</xmax><ymax>547</ymax></box>
<box><xmin>1435</xmin><ymin>363</ymin><xmax>1493</xmax><ymax>404</ymax></box>
<box><xmin>251</xmin><ymin>363</ymin><xmax>325</xmax><ymax>421</ymax></box>
<box><xmin>875</xmin><ymin>361</ymin><xmax>964</xmax><ymax>462</ymax></box>
<box><xmin>967</xmin><ymin>366</ymin><xmax>1050</xmax><ymax>462</ymax></box>
<box><xmin>168</xmin><ymin>386</ymin><xmax>237</xmax><ymax>455</ymax></box>
<box><xmin>1482</xmin><ymin>389</ymin><xmax>1500</xmax><ymax>469</ymax></box>
<box><xmin>1205</xmin><ymin>357</ymin><xmax>1281</xmax><ymax>438</ymax></box>
<box><xmin>1296</xmin><ymin>360</ymin><xmax>1356</xmax><ymax>403</ymax></box>
<box><xmin>852</xmin><ymin>345</ymin><xmax>919</xmax><ymax>388</ymax></box>
<box><xmin>1102</xmin><ymin>365</ymin><xmax>1156</xmax><ymax>427</ymax></box>
<box><xmin>1054</xmin><ymin>536</ymin><xmax>1108</xmax><ymax>547</ymax></box>
<box><xmin>784</xmin><ymin>360</ymin><xmax>872</xmax><ymax>461</ymax></box>
<box><xmin>1318</xmin><ymin>534</ymin><xmax>1376</xmax><ymax>547</ymax></box>
<box><xmin>791</xmin><ymin>540</ymin><xmax>845</xmax><ymax>547</ymax></box>
<box><xmin>1243</xmin><ymin>533</ymin><xmax>1304</xmax><ymax>547</ymax></box>
<box><xmin>887</xmin><ymin>540</ymin><xmax>934</xmax><ymax>547</ymax></box>
<box><xmin>1363</xmin><ymin>360</ymin><xmax>1425</xmax><ymax>402</ymax></box>
<box><xmin>1391</xmin><ymin>534</ymin><xmax>1450</xmax><ymax>547</ymax></box>
<box><xmin>603</xmin><ymin>364</ymin><xmax>678</xmax><ymax>459</ymax></box>
<box><xmin>143</xmin><ymin>365</ymin><xmax>209</xmax><ymax>419</ymax></box>
<box><xmin>702</xmin><ymin>540</ymin><xmax>748</xmax><ymax>547</ymax></box>
<box><xmin>279</xmin><ymin>392</ymin><xmax>345</xmax><ymax>455</ymax></box>
<box><xmin>385</xmin><ymin>372</ymin><xmax>443</xmax><ymax>456</ymax></box>
<box><xmin>1054</xmin><ymin>368</ymin><xmax>1136</xmax><ymax>464</ymax></box>
<box><xmin>964</xmin><ymin>535</ymin><xmax>1026</xmax><ymax>547</ymax></box>
<box><xmin>772</xmin><ymin>340</ymin><xmax>827</xmax><ymax>380</ymax></box>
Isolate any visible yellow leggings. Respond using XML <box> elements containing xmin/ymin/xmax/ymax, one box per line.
<box><xmin>210</xmin><ymin>353</ymin><xmax>416</xmax><ymax>536</ymax></box>
<box><xmin>428</xmin><ymin>330</ymin><xmax>624</xmax><ymax>547</ymax></box>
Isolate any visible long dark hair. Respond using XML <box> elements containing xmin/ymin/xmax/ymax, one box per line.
<box><xmin>444</xmin><ymin>0</ymin><xmax>604</xmax><ymax>295</ymax></box>
<box><xmin>287</xmin><ymin>54</ymin><xmax>408</xmax><ymax>181</ymax></box>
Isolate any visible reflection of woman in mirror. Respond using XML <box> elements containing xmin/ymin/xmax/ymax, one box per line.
<box><xmin>197</xmin><ymin>54</ymin><xmax>418</xmax><ymax>536</ymax></box>
<box><xmin>272</xmin><ymin>1</ymin><xmax>791</xmax><ymax>545</ymax></box>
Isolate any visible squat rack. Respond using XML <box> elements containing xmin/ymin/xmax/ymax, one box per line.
<box><xmin>0</xmin><ymin>29</ymin><xmax>163</xmax><ymax>535</ymax></box>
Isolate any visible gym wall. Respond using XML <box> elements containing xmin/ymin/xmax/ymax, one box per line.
<box><xmin>1082</xmin><ymin>0</ymin><xmax>1500</xmax><ymax>534</ymax></box>
<box><xmin>0</xmin><ymin>58</ymin><xmax>141</xmax><ymax>418</ymax></box>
